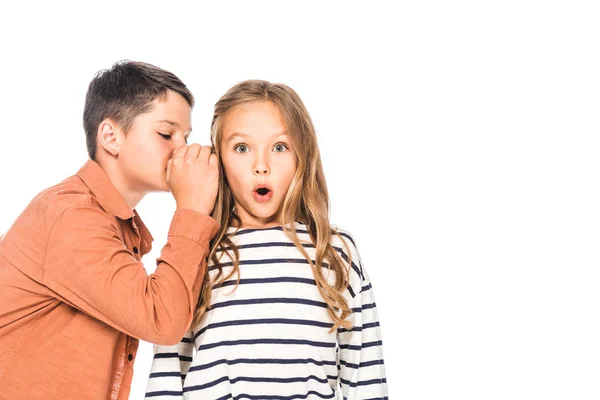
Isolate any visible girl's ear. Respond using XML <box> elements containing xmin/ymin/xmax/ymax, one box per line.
<box><xmin>97</xmin><ymin>119</ymin><xmax>122</xmax><ymax>157</ymax></box>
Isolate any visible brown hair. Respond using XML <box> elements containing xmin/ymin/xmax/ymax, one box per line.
<box><xmin>83</xmin><ymin>60</ymin><xmax>194</xmax><ymax>160</ymax></box>
<box><xmin>193</xmin><ymin>80</ymin><xmax>353</xmax><ymax>331</ymax></box>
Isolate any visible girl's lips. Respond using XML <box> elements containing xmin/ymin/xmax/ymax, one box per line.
<box><xmin>253</xmin><ymin>190</ymin><xmax>273</xmax><ymax>203</ymax></box>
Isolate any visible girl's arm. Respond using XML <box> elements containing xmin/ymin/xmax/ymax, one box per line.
<box><xmin>336</xmin><ymin>231</ymin><xmax>388</xmax><ymax>399</ymax></box>
<box><xmin>145</xmin><ymin>330</ymin><xmax>195</xmax><ymax>399</ymax></box>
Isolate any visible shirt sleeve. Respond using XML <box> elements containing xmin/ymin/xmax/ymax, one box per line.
<box><xmin>43</xmin><ymin>206</ymin><xmax>218</xmax><ymax>345</ymax></box>
<box><xmin>145</xmin><ymin>330</ymin><xmax>196</xmax><ymax>399</ymax></box>
<box><xmin>336</xmin><ymin>232</ymin><xmax>388</xmax><ymax>399</ymax></box>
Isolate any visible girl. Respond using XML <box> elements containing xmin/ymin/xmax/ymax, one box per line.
<box><xmin>145</xmin><ymin>80</ymin><xmax>388</xmax><ymax>399</ymax></box>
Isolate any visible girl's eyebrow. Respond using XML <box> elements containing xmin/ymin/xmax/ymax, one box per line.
<box><xmin>227</xmin><ymin>132</ymin><xmax>247</xmax><ymax>143</ymax></box>
<box><xmin>227</xmin><ymin>131</ymin><xmax>288</xmax><ymax>143</ymax></box>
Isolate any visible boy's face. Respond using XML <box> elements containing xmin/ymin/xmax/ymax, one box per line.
<box><xmin>117</xmin><ymin>90</ymin><xmax>192</xmax><ymax>192</ymax></box>
<box><xmin>220</xmin><ymin>100</ymin><xmax>297</xmax><ymax>228</ymax></box>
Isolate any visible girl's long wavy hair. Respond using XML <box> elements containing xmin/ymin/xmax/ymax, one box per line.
<box><xmin>192</xmin><ymin>80</ymin><xmax>352</xmax><ymax>331</ymax></box>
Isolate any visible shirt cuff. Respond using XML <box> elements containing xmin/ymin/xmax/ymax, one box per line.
<box><xmin>168</xmin><ymin>209</ymin><xmax>220</xmax><ymax>247</ymax></box>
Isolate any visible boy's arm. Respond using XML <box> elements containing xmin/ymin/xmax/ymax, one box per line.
<box><xmin>145</xmin><ymin>330</ymin><xmax>195</xmax><ymax>399</ymax></box>
<box><xmin>43</xmin><ymin>205</ymin><xmax>218</xmax><ymax>345</ymax></box>
<box><xmin>336</xmin><ymin>233</ymin><xmax>388</xmax><ymax>399</ymax></box>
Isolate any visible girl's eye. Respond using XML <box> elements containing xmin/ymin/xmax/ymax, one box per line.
<box><xmin>234</xmin><ymin>144</ymin><xmax>249</xmax><ymax>153</ymax></box>
<box><xmin>159</xmin><ymin>133</ymin><xmax>172</xmax><ymax>140</ymax></box>
<box><xmin>273</xmin><ymin>143</ymin><xmax>288</xmax><ymax>152</ymax></box>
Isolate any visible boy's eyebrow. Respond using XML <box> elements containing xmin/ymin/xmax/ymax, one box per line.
<box><xmin>156</xmin><ymin>119</ymin><xmax>193</xmax><ymax>137</ymax></box>
<box><xmin>227</xmin><ymin>131</ymin><xmax>287</xmax><ymax>142</ymax></box>
<box><xmin>156</xmin><ymin>119</ymin><xmax>179</xmax><ymax>127</ymax></box>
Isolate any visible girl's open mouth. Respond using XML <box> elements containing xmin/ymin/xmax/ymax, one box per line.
<box><xmin>253</xmin><ymin>185</ymin><xmax>273</xmax><ymax>203</ymax></box>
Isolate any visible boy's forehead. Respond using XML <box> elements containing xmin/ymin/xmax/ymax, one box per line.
<box><xmin>146</xmin><ymin>95</ymin><xmax>192</xmax><ymax>129</ymax></box>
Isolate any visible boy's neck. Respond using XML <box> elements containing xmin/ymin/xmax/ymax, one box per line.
<box><xmin>95</xmin><ymin>159</ymin><xmax>145</xmax><ymax>210</ymax></box>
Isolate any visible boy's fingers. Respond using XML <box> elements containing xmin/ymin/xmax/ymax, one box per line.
<box><xmin>166</xmin><ymin>158</ymin><xmax>173</xmax><ymax>182</ymax></box>
<box><xmin>199</xmin><ymin>146</ymin><xmax>213</xmax><ymax>163</ymax></box>
<box><xmin>186</xmin><ymin>144</ymin><xmax>202</xmax><ymax>159</ymax></box>
<box><xmin>171</xmin><ymin>144</ymin><xmax>189</xmax><ymax>159</ymax></box>
<box><xmin>208</xmin><ymin>153</ymin><xmax>218</xmax><ymax>168</ymax></box>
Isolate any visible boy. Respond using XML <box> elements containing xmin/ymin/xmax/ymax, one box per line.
<box><xmin>0</xmin><ymin>61</ymin><xmax>218</xmax><ymax>399</ymax></box>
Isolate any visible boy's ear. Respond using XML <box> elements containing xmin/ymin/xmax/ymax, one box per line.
<box><xmin>97</xmin><ymin>119</ymin><xmax>122</xmax><ymax>157</ymax></box>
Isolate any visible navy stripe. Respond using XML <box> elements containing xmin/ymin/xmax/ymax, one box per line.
<box><xmin>184</xmin><ymin>375</ymin><xmax>228</xmax><ymax>391</ymax></box>
<box><xmin>148</xmin><ymin>371</ymin><xmax>183</xmax><ymax>378</ymax></box>
<box><xmin>153</xmin><ymin>352</ymin><xmax>193</xmax><ymax>362</ymax></box>
<box><xmin>346</xmin><ymin>398</ymin><xmax>388</xmax><ymax>400</ymax></box>
<box><xmin>338</xmin><ymin>326</ymin><xmax>362</xmax><ymax>333</ymax></box>
<box><xmin>146</xmin><ymin>390</ymin><xmax>183</xmax><ymax>397</ymax></box>
<box><xmin>209</xmin><ymin>297</ymin><xmax>327</xmax><ymax>311</ymax></box>
<box><xmin>209</xmin><ymin>258</ymin><xmax>333</xmax><ymax>271</ymax></box>
<box><xmin>228</xmin><ymin>242</ymin><xmax>315</xmax><ymax>250</ymax></box>
<box><xmin>195</xmin><ymin>318</ymin><xmax>333</xmax><ymax>339</ymax></box>
<box><xmin>347</xmin><ymin>284</ymin><xmax>356</xmax><ymax>298</ymax></box>
<box><xmin>364</xmin><ymin>322</ymin><xmax>381</xmax><ymax>330</ymax></box>
<box><xmin>213</xmin><ymin>276</ymin><xmax>354</xmax><ymax>297</ymax></box>
<box><xmin>218</xmin><ymin>241</ymin><xmax>361</xmax><ymax>278</ymax></box>
<box><xmin>340</xmin><ymin>377</ymin><xmax>387</xmax><ymax>387</ymax></box>
<box><xmin>232</xmin><ymin>375</ymin><xmax>328</xmax><ymax>384</ymax></box>
<box><xmin>362</xmin><ymin>283</ymin><xmax>372</xmax><ymax>292</ymax></box>
<box><xmin>183</xmin><ymin>374</ymin><xmax>332</xmax><ymax>392</ymax></box>
<box><xmin>210</xmin><ymin>246</ymin><xmax>362</xmax><ymax>281</ymax></box>
<box><xmin>233</xmin><ymin>390</ymin><xmax>335</xmax><ymax>400</ymax></box>
<box><xmin>213</xmin><ymin>276</ymin><xmax>316</xmax><ymax>289</ymax></box>
<box><xmin>188</xmin><ymin>357</ymin><xmax>336</xmax><ymax>373</ymax></box>
<box><xmin>339</xmin><ymin>340</ymin><xmax>382</xmax><ymax>351</ymax></box>
<box><xmin>198</xmin><ymin>338</ymin><xmax>336</xmax><ymax>351</ymax></box>
<box><xmin>337</xmin><ymin>249</ymin><xmax>363</xmax><ymax>280</ymax></box>
<box><xmin>337</xmin><ymin>231</ymin><xmax>355</xmax><ymax>247</ymax></box>
<box><xmin>338</xmin><ymin>321</ymin><xmax>380</xmax><ymax>333</ymax></box>
<box><xmin>229</xmin><ymin>225</ymin><xmax>354</xmax><ymax>245</ymax></box>
<box><xmin>340</xmin><ymin>358</ymin><xmax>385</xmax><ymax>369</ymax></box>
<box><xmin>362</xmin><ymin>302</ymin><xmax>376</xmax><ymax>310</ymax></box>
<box><xmin>228</xmin><ymin>226</ymin><xmax>309</xmax><ymax>237</ymax></box>
<box><xmin>181</xmin><ymin>337</ymin><xmax>193</xmax><ymax>343</ymax></box>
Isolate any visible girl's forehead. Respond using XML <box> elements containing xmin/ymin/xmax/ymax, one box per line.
<box><xmin>221</xmin><ymin>103</ymin><xmax>287</xmax><ymax>141</ymax></box>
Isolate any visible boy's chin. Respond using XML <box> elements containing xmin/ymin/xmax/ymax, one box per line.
<box><xmin>146</xmin><ymin>180</ymin><xmax>170</xmax><ymax>193</ymax></box>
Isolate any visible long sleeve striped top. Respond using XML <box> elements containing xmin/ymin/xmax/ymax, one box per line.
<box><xmin>145</xmin><ymin>223</ymin><xmax>388</xmax><ymax>399</ymax></box>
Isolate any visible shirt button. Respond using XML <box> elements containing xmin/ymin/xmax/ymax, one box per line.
<box><xmin>132</xmin><ymin>247</ymin><xmax>139</xmax><ymax>254</ymax></box>
<box><xmin>128</xmin><ymin>354</ymin><xmax>133</xmax><ymax>361</ymax></box>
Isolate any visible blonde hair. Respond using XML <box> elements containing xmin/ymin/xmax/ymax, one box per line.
<box><xmin>193</xmin><ymin>80</ymin><xmax>352</xmax><ymax>331</ymax></box>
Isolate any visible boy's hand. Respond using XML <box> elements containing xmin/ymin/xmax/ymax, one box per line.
<box><xmin>166</xmin><ymin>144</ymin><xmax>219</xmax><ymax>215</ymax></box>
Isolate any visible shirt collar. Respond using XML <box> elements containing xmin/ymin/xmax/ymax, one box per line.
<box><xmin>76</xmin><ymin>159</ymin><xmax>135</xmax><ymax>220</ymax></box>
<box><xmin>77</xmin><ymin>160</ymin><xmax>154</xmax><ymax>251</ymax></box>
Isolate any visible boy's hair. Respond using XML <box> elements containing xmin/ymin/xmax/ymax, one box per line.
<box><xmin>193</xmin><ymin>80</ymin><xmax>353</xmax><ymax>331</ymax></box>
<box><xmin>83</xmin><ymin>60</ymin><xmax>194</xmax><ymax>160</ymax></box>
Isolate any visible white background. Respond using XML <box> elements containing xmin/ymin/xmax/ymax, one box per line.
<box><xmin>1</xmin><ymin>1</ymin><xmax>599</xmax><ymax>399</ymax></box>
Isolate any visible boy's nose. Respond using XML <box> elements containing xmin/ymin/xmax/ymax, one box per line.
<box><xmin>173</xmin><ymin>136</ymin><xmax>187</xmax><ymax>148</ymax></box>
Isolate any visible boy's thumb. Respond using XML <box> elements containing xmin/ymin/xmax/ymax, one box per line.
<box><xmin>166</xmin><ymin>158</ymin><xmax>173</xmax><ymax>183</ymax></box>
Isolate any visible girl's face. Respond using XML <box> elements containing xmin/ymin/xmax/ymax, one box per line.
<box><xmin>220</xmin><ymin>101</ymin><xmax>297</xmax><ymax>229</ymax></box>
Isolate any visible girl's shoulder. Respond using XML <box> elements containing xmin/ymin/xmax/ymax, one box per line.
<box><xmin>330</xmin><ymin>224</ymin><xmax>360</xmax><ymax>254</ymax></box>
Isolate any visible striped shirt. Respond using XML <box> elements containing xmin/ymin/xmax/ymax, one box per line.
<box><xmin>145</xmin><ymin>223</ymin><xmax>388</xmax><ymax>399</ymax></box>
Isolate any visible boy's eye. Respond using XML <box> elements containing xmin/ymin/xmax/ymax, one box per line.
<box><xmin>159</xmin><ymin>133</ymin><xmax>172</xmax><ymax>140</ymax></box>
<box><xmin>273</xmin><ymin>143</ymin><xmax>288</xmax><ymax>152</ymax></box>
<box><xmin>234</xmin><ymin>144</ymin><xmax>249</xmax><ymax>153</ymax></box>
